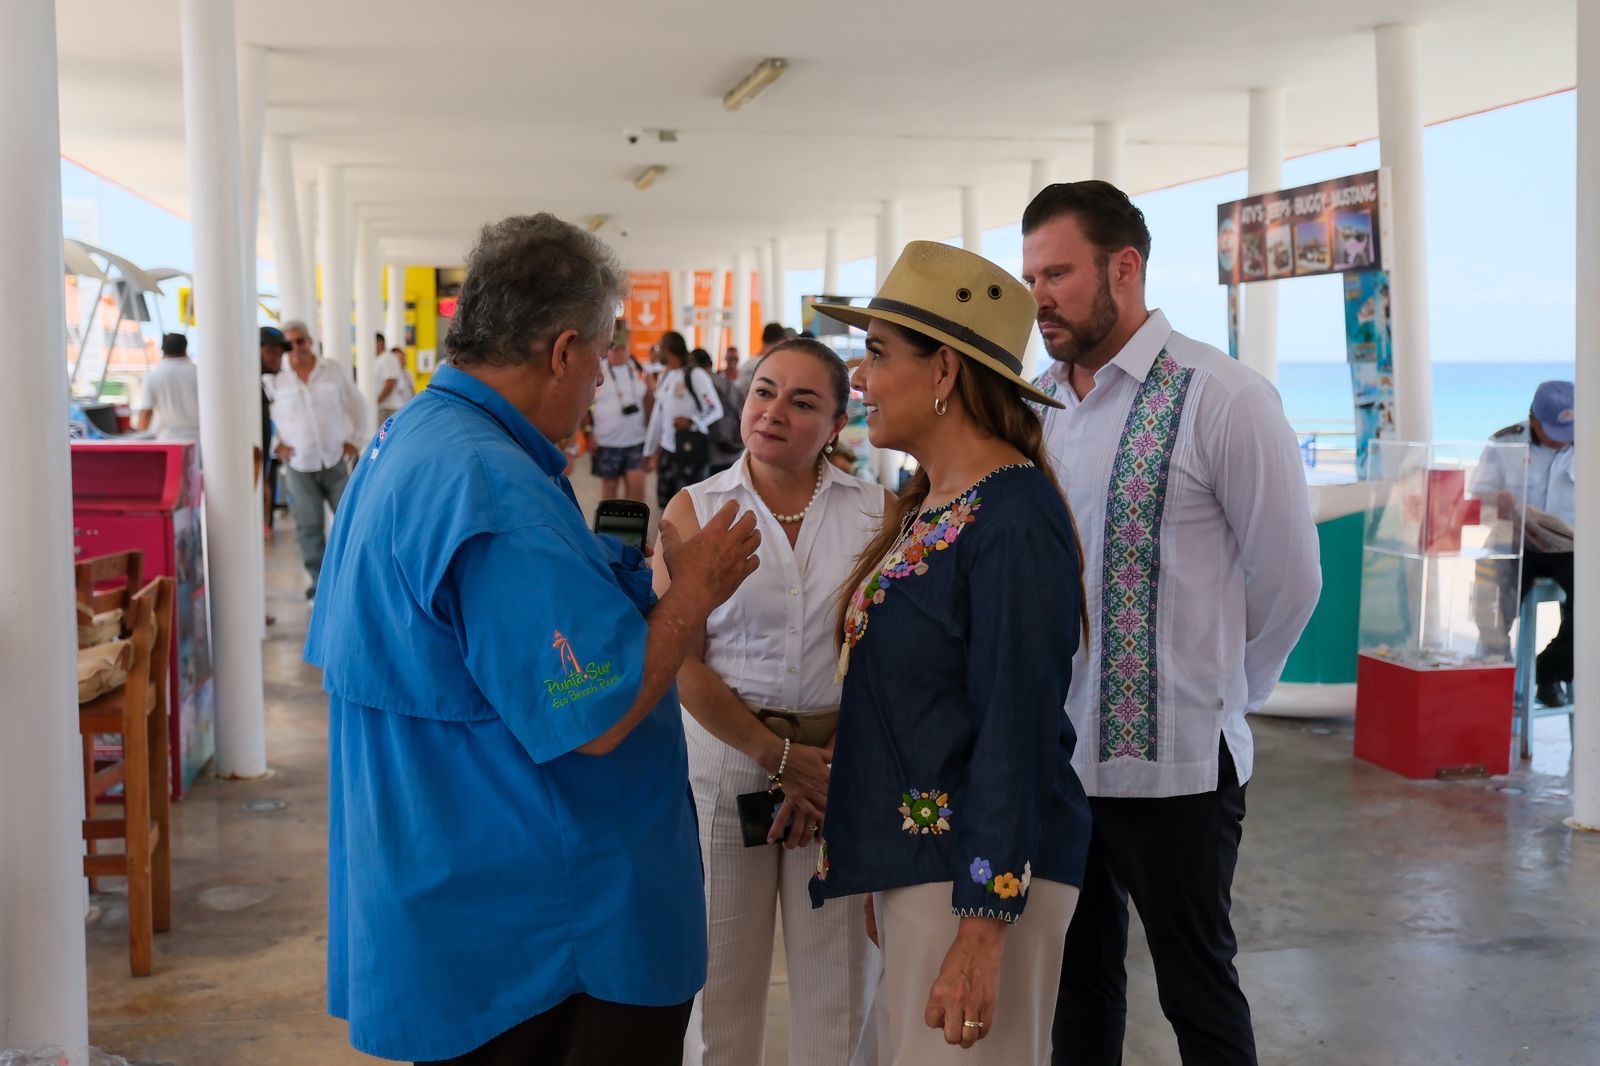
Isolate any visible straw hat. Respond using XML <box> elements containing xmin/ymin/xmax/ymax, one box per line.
<box><xmin>811</xmin><ymin>241</ymin><xmax>1061</xmax><ymax>409</ymax></box>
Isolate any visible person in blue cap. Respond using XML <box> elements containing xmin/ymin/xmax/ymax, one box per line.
<box><xmin>306</xmin><ymin>213</ymin><xmax>763</xmax><ymax>1065</ymax></box>
<box><xmin>1472</xmin><ymin>379</ymin><xmax>1576</xmax><ymax>706</ymax></box>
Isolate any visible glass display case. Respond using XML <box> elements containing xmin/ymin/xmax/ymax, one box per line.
<box><xmin>1353</xmin><ymin>440</ymin><xmax>1528</xmax><ymax>778</ymax></box>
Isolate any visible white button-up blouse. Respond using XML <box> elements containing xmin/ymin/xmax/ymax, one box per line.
<box><xmin>686</xmin><ymin>457</ymin><xmax>886</xmax><ymax>711</ymax></box>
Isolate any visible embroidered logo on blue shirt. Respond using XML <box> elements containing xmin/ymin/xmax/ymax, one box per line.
<box><xmin>545</xmin><ymin>630</ymin><xmax>620</xmax><ymax>709</ymax></box>
<box><xmin>369</xmin><ymin>416</ymin><xmax>395</xmax><ymax>460</ymax></box>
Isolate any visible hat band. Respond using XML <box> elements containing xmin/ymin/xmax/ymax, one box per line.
<box><xmin>867</xmin><ymin>297</ymin><xmax>1022</xmax><ymax>374</ymax></box>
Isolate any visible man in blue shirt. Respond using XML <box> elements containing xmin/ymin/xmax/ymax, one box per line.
<box><xmin>306</xmin><ymin>213</ymin><xmax>762</xmax><ymax>1065</ymax></box>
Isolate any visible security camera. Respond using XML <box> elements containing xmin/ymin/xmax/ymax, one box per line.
<box><xmin>623</xmin><ymin>128</ymin><xmax>643</xmax><ymax>145</ymax></box>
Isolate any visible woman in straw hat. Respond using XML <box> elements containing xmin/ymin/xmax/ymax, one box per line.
<box><xmin>805</xmin><ymin>241</ymin><xmax>1092</xmax><ymax>1062</ymax></box>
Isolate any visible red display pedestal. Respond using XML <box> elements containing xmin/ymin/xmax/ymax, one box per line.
<box><xmin>72</xmin><ymin>441</ymin><xmax>215</xmax><ymax>798</ymax></box>
<box><xmin>1354</xmin><ymin>653</ymin><xmax>1513</xmax><ymax>778</ymax></box>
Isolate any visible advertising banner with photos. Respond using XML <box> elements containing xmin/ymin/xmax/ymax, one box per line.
<box><xmin>1216</xmin><ymin>170</ymin><xmax>1390</xmax><ymax>287</ymax></box>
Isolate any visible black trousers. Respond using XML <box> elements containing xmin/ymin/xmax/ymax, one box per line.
<box><xmin>655</xmin><ymin>447</ymin><xmax>708</xmax><ymax>511</ymax></box>
<box><xmin>1521</xmin><ymin>550</ymin><xmax>1574</xmax><ymax>685</ymax></box>
<box><xmin>416</xmin><ymin>994</ymin><xmax>693</xmax><ymax>1066</ymax></box>
<box><xmin>1052</xmin><ymin>742</ymin><xmax>1256</xmax><ymax>1066</ymax></box>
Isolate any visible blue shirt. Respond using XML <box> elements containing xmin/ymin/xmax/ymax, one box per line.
<box><xmin>810</xmin><ymin>464</ymin><xmax>1091</xmax><ymax>921</ymax></box>
<box><xmin>305</xmin><ymin>365</ymin><xmax>706</xmax><ymax>1062</ymax></box>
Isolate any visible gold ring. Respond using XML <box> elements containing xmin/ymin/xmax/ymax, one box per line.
<box><xmin>963</xmin><ymin>1020</ymin><xmax>984</xmax><ymax>1030</ymax></box>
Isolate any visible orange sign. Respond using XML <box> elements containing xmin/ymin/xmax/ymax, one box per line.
<box><xmin>681</xmin><ymin>269</ymin><xmax>764</xmax><ymax>359</ymax></box>
<box><xmin>625</xmin><ymin>271</ymin><xmax>671</xmax><ymax>364</ymax></box>
<box><xmin>625</xmin><ymin>271</ymin><xmax>669</xmax><ymax>331</ymax></box>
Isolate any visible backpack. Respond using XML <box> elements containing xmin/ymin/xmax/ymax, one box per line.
<box><xmin>706</xmin><ymin>372</ymin><xmax>743</xmax><ymax>460</ymax></box>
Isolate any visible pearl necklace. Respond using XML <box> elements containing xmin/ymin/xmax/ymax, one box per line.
<box><xmin>763</xmin><ymin>459</ymin><xmax>826</xmax><ymax>524</ymax></box>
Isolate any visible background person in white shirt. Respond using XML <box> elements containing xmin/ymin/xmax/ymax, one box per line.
<box><xmin>267</xmin><ymin>319</ymin><xmax>370</xmax><ymax>597</ymax></box>
<box><xmin>375</xmin><ymin>345</ymin><xmax>415</xmax><ymax>422</ymax></box>
<box><xmin>589</xmin><ymin>323</ymin><xmax>653</xmax><ymax>502</ymax></box>
<box><xmin>654</xmin><ymin>338</ymin><xmax>885</xmax><ymax>1066</ymax></box>
<box><xmin>133</xmin><ymin>332</ymin><xmax>201</xmax><ymax>441</ymax></box>
<box><xmin>1469</xmin><ymin>380</ymin><xmax>1577</xmax><ymax>706</ymax></box>
<box><xmin>1021</xmin><ymin>181</ymin><xmax>1321</xmax><ymax>1066</ymax></box>
<box><xmin>643</xmin><ymin>331</ymin><xmax>723</xmax><ymax>511</ymax></box>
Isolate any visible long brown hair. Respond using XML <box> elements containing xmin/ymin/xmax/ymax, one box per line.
<box><xmin>835</xmin><ymin>323</ymin><xmax>1090</xmax><ymax>645</ymax></box>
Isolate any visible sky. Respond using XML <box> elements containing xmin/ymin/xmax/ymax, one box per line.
<box><xmin>786</xmin><ymin>89</ymin><xmax>1577</xmax><ymax>364</ymax></box>
<box><xmin>64</xmin><ymin>90</ymin><xmax>1575</xmax><ymax>365</ymax></box>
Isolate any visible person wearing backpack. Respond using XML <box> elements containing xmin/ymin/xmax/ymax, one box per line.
<box><xmin>692</xmin><ymin>348</ymin><xmax>744</xmax><ymax>474</ymax></box>
<box><xmin>643</xmin><ymin>332</ymin><xmax>724</xmax><ymax>510</ymax></box>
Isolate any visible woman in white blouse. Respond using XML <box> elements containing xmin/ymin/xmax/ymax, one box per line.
<box><xmin>654</xmin><ymin>338</ymin><xmax>887</xmax><ymax>1066</ymax></box>
<box><xmin>643</xmin><ymin>331</ymin><xmax>724</xmax><ymax>511</ymax></box>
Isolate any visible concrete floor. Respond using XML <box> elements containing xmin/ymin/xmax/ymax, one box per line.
<box><xmin>84</xmin><ymin>470</ymin><xmax>1600</xmax><ymax>1065</ymax></box>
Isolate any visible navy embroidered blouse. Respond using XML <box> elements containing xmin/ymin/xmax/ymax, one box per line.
<box><xmin>809</xmin><ymin>463</ymin><xmax>1091</xmax><ymax>922</ymax></box>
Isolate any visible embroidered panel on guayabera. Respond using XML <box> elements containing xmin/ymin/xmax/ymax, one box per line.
<box><xmin>1098</xmin><ymin>351</ymin><xmax>1194</xmax><ymax>763</ymax></box>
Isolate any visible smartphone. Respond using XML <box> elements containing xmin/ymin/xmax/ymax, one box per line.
<box><xmin>593</xmin><ymin>499</ymin><xmax>650</xmax><ymax>548</ymax></box>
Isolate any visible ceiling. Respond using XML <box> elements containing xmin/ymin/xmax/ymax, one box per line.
<box><xmin>54</xmin><ymin>0</ymin><xmax>1576</xmax><ymax>271</ymax></box>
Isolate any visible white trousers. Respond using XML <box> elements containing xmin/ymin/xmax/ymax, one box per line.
<box><xmin>683</xmin><ymin>714</ymin><xmax>876</xmax><ymax>1066</ymax></box>
<box><xmin>858</xmin><ymin>879</ymin><xmax>1079</xmax><ymax>1066</ymax></box>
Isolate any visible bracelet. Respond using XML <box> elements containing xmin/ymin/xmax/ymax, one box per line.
<box><xmin>769</xmin><ymin>738</ymin><xmax>791</xmax><ymax>788</ymax></box>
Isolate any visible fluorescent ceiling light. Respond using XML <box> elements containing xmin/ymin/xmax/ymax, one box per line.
<box><xmin>722</xmin><ymin>58</ymin><xmax>788</xmax><ymax>112</ymax></box>
<box><xmin>634</xmin><ymin>165</ymin><xmax>666</xmax><ymax>191</ymax></box>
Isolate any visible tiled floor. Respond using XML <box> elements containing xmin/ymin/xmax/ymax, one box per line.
<box><xmin>83</xmin><ymin>469</ymin><xmax>1600</xmax><ymax>1065</ymax></box>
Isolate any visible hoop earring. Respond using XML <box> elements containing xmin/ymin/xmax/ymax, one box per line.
<box><xmin>933</xmin><ymin>397</ymin><xmax>949</xmax><ymax>417</ymax></box>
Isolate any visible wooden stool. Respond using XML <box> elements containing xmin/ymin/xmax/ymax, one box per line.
<box><xmin>79</xmin><ymin>575</ymin><xmax>174</xmax><ymax>976</ymax></box>
<box><xmin>75</xmin><ymin>549</ymin><xmax>144</xmax><ymax>891</ymax></box>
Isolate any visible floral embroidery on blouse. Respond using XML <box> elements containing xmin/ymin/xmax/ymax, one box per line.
<box><xmin>900</xmin><ymin>789</ymin><xmax>953</xmax><ymax>835</ymax></box>
<box><xmin>837</xmin><ymin>467</ymin><xmax>1028</xmax><ymax>680</ymax></box>
<box><xmin>815</xmin><ymin>841</ymin><xmax>830</xmax><ymax>881</ymax></box>
<box><xmin>968</xmin><ymin>857</ymin><xmax>1032</xmax><ymax>900</ymax></box>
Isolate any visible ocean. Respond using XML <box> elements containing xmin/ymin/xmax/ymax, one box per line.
<box><xmin>1274</xmin><ymin>361</ymin><xmax>1577</xmax><ymax>444</ymax></box>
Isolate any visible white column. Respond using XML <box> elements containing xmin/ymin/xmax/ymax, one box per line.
<box><xmin>1092</xmin><ymin>122</ymin><xmax>1126</xmax><ymax>187</ymax></box>
<box><xmin>318</xmin><ymin>164</ymin><xmax>351</xmax><ymax>365</ymax></box>
<box><xmin>1240</xmin><ymin>88</ymin><xmax>1285</xmax><ymax>382</ymax></box>
<box><xmin>234</xmin><ymin>45</ymin><xmax>268</xmax><ymax>635</ymax></box>
<box><xmin>0</xmin><ymin>2</ymin><xmax>90</xmax><ymax>1053</ymax></box>
<box><xmin>876</xmin><ymin>200</ymin><xmax>903</xmax><ymax>288</ymax></box>
<box><xmin>1375</xmin><ymin>24</ymin><xmax>1434</xmax><ymax>443</ymax></box>
<box><xmin>731</xmin><ymin>252</ymin><xmax>753</xmax><ymax>364</ymax></box>
<box><xmin>769</xmin><ymin>237</ymin><xmax>786</xmax><ymax>328</ymax></box>
<box><xmin>236</xmin><ymin>44</ymin><xmax>266</xmax><ymax>326</ymax></box>
<box><xmin>353</xmin><ymin>219</ymin><xmax>380</xmax><ymax>429</ymax></box>
<box><xmin>823</xmin><ymin>227</ymin><xmax>842</xmax><ymax>294</ymax></box>
<box><xmin>179</xmin><ymin>0</ymin><xmax>268</xmax><ymax>778</ymax></box>
<box><xmin>263</xmin><ymin>137</ymin><xmax>310</xmax><ymax>325</ymax></box>
<box><xmin>1029</xmin><ymin>158</ymin><xmax>1056</xmax><ymax>197</ymax></box>
<box><xmin>673</xmin><ymin>269</ymin><xmax>693</xmax><ymax>336</ymax></box>
<box><xmin>1023</xmin><ymin>160</ymin><xmax>1057</xmax><ymax>379</ymax></box>
<box><xmin>757</xmin><ymin>242</ymin><xmax>775</xmax><ymax>328</ymax></box>
<box><xmin>707</xmin><ymin>266</ymin><xmax>728</xmax><ymax>360</ymax></box>
<box><xmin>1571</xmin><ymin>0</ymin><xmax>1600</xmax><ymax>832</ymax></box>
<box><xmin>385</xmin><ymin>263</ymin><xmax>407</xmax><ymax>359</ymax></box>
<box><xmin>961</xmin><ymin>185</ymin><xmax>984</xmax><ymax>254</ymax></box>
<box><xmin>298</xmin><ymin>177</ymin><xmax>317</xmax><ymax>326</ymax></box>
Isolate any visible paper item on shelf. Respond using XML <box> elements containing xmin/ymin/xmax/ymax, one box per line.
<box><xmin>1524</xmin><ymin>506</ymin><xmax>1574</xmax><ymax>552</ymax></box>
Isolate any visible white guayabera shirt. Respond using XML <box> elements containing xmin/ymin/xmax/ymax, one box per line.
<box><xmin>1032</xmin><ymin>309</ymin><xmax>1322</xmax><ymax>799</ymax></box>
